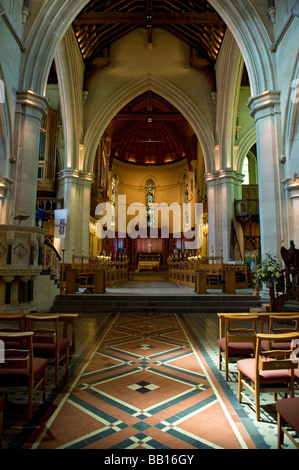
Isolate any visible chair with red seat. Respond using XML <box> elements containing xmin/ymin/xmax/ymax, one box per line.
<box><xmin>276</xmin><ymin>397</ymin><xmax>299</xmax><ymax>449</ymax></box>
<box><xmin>25</xmin><ymin>315</ymin><xmax>69</xmax><ymax>384</ymax></box>
<box><xmin>0</xmin><ymin>331</ymin><xmax>48</xmax><ymax>420</ymax></box>
<box><xmin>218</xmin><ymin>315</ymin><xmax>258</xmax><ymax>381</ymax></box>
<box><xmin>237</xmin><ymin>331</ymin><xmax>299</xmax><ymax>421</ymax></box>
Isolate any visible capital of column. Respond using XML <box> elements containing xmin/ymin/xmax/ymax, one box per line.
<box><xmin>247</xmin><ymin>90</ymin><xmax>281</xmax><ymax>122</ymax></box>
<box><xmin>0</xmin><ymin>177</ymin><xmax>12</xmax><ymax>203</ymax></box>
<box><xmin>205</xmin><ymin>169</ymin><xmax>243</xmax><ymax>185</ymax></box>
<box><xmin>16</xmin><ymin>90</ymin><xmax>49</xmax><ymax>121</ymax></box>
<box><xmin>283</xmin><ymin>174</ymin><xmax>299</xmax><ymax>198</ymax></box>
<box><xmin>204</xmin><ymin>171</ymin><xmax>219</xmax><ymax>184</ymax></box>
<box><xmin>57</xmin><ymin>169</ymin><xmax>94</xmax><ymax>185</ymax></box>
<box><xmin>218</xmin><ymin>169</ymin><xmax>244</xmax><ymax>184</ymax></box>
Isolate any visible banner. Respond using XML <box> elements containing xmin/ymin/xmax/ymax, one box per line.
<box><xmin>54</xmin><ymin>209</ymin><xmax>68</xmax><ymax>238</ymax></box>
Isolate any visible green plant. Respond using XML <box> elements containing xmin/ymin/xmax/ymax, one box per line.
<box><xmin>254</xmin><ymin>253</ymin><xmax>282</xmax><ymax>287</ymax></box>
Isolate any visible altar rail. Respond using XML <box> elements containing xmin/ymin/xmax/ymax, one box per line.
<box><xmin>62</xmin><ymin>261</ymin><xmax>129</xmax><ymax>294</ymax></box>
<box><xmin>168</xmin><ymin>259</ymin><xmax>248</xmax><ymax>289</ymax></box>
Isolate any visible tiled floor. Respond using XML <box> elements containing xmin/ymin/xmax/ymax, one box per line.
<box><xmin>27</xmin><ymin>312</ymin><xmax>256</xmax><ymax>450</ymax></box>
<box><xmin>1</xmin><ymin>273</ymin><xmax>298</xmax><ymax>451</ymax></box>
<box><xmin>2</xmin><ymin>309</ymin><xmax>298</xmax><ymax>451</ymax></box>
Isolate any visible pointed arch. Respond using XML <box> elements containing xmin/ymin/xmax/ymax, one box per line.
<box><xmin>0</xmin><ymin>63</ymin><xmax>12</xmax><ymax>175</ymax></box>
<box><xmin>283</xmin><ymin>54</ymin><xmax>299</xmax><ymax>159</ymax></box>
<box><xmin>19</xmin><ymin>0</ymin><xmax>277</xmax><ymax>100</ymax></box>
<box><xmin>208</xmin><ymin>0</ymin><xmax>277</xmax><ymax>94</ymax></box>
<box><xmin>83</xmin><ymin>74</ymin><xmax>215</xmax><ymax>175</ymax></box>
<box><xmin>235</xmin><ymin>126</ymin><xmax>256</xmax><ymax>174</ymax></box>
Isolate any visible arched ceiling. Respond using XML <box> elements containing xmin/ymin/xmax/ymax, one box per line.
<box><xmin>103</xmin><ymin>91</ymin><xmax>197</xmax><ymax>167</ymax></box>
<box><xmin>69</xmin><ymin>1</ymin><xmax>227</xmax><ymax>168</ymax></box>
<box><xmin>73</xmin><ymin>0</ymin><xmax>226</xmax><ymax>66</ymax></box>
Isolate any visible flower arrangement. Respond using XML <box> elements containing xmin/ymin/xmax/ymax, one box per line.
<box><xmin>254</xmin><ymin>253</ymin><xmax>282</xmax><ymax>288</ymax></box>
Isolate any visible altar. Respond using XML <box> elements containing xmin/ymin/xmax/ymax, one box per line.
<box><xmin>137</xmin><ymin>253</ymin><xmax>161</xmax><ymax>271</ymax></box>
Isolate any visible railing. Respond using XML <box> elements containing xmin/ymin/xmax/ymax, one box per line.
<box><xmin>270</xmin><ymin>268</ymin><xmax>299</xmax><ymax>312</ymax></box>
<box><xmin>168</xmin><ymin>259</ymin><xmax>248</xmax><ymax>289</ymax></box>
<box><xmin>234</xmin><ymin>199</ymin><xmax>259</xmax><ymax>217</ymax></box>
<box><xmin>61</xmin><ymin>260</ymin><xmax>129</xmax><ymax>293</ymax></box>
<box><xmin>42</xmin><ymin>239</ymin><xmax>61</xmax><ymax>282</ymax></box>
<box><xmin>36</xmin><ymin>197</ymin><xmax>63</xmax><ymax>214</ymax></box>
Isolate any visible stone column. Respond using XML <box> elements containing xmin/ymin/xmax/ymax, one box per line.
<box><xmin>205</xmin><ymin>170</ymin><xmax>243</xmax><ymax>262</ymax></box>
<box><xmin>283</xmin><ymin>175</ymin><xmax>299</xmax><ymax>246</ymax></box>
<box><xmin>55</xmin><ymin>169</ymin><xmax>94</xmax><ymax>263</ymax></box>
<box><xmin>0</xmin><ymin>177</ymin><xmax>12</xmax><ymax>224</ymax></box>
<box><xmin>205</xmin><ymin>172</ymin><xmax>220</xmax><ymax>257</ymax></box>
<box><xmin>10</xmin><ymin>91</ymin><xmax>48</xmax><ymax>226</ymax></box>
<box><xmin>79</xmin><ymin>172</ymin><xmax>94</xmax><ymax>258</ymax></box>
<box><xmin>248</xmin><ymin>91</ymin><xmax>284</xmax><ymax>258</ymax></box>
<box><xmin>219</xmin><ymin>169</ymin><xmax>244</xmax><ymax>262</ymax></box>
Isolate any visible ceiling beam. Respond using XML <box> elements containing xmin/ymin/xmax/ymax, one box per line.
<box><xmin>74</xmin><ymin>11</ymin><xmax>225</xmax><ymax>26</ymax></box>
<box><xmin>114</xmin><ymin>111</ymin><xmax>183</xmax><ymax>121</ymax></box>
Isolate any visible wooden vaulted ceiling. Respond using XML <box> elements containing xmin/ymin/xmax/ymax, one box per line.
<box><xmin>73</xmin><ymin>0</ymin><xmax>226</xmax><ymax>64</ymax></box>
<box><xmin>105</xmin><ymin>91</ymin><xmax>198</xmax><ymax>166</ymax></box>
<box><xmin>72</xmin><ymin>1</ymin><xmax>227</xmax><ymax>167</ymax></box>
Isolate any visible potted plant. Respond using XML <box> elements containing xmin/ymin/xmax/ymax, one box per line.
<box><xmin>255</xmin><ymin>253</ymin><xmax>282</xmax><ymax>288</ymax></box>
<box><xmin>254</xmin><ymin>253</ymin><xmax>282</xmax><ymax>311</ymax></box>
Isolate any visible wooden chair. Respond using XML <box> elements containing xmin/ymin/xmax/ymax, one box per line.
<box><xmin>237</xmin><ymin>332</ymin><xmax>299</xmax><ymax>421</ymax></box>
<box><xmin>0</xmin><ymin>315</ymin><xmax>24</xmax><ymax>346</ymax></box>
<box><xmin>218</xmin><ymin>315</ymin><xmax>258</xmax><ymax>381</ymax></box>
<box><xmin>0</xmin><ymin>314</ymin><xmax>23</xmax><ymax>330</ymax></box>
<box><xmin>261</xmin><ymin>315</ymin><xmax>299</xmax><ymax>351</ymax></box>
<box><xmin>25</xmin><ymin>315</ymin><xmax>70</xmax><ymax>384</ymax></box>
<box><xmin>276</xmin><ymin>397</ymin><xmax>299</xmax><ymax>449</ymax></box>
<box><xmin>0</xmin><ymin>331</ymin><xmax>48</xmax><ymax>420</ymax></box>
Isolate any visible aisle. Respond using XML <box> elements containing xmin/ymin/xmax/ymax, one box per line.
<box><xmin>28</xmin><ymin>312</ymin><xmax>256</xmax><ymax>450</ymax></box>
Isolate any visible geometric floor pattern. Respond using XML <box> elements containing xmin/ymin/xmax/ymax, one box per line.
<box><xmin>29</xmin><ymin>312</ymin><xmax>257</xmax><ymax>450</ymax></box>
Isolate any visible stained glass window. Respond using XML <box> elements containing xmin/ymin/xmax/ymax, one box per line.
<box><xmin>146</xmin><ymin>179</ymin><xmax>155</xmax><ymax>227</ymax></box>
<box><xmin>111</xmin><ymin>175</ymin><xmax>116</xmax><ymax>226</ymax></box>
<box><xmin>184</xmin><ymin>175</ymin><xmax>189</xmax><ymax>227</ymax></box>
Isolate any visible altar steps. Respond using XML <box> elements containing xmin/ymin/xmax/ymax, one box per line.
<box><xmin>50</xmin><ymin>294</ymin><xmax>262</xmax><ymax>314</ymax></box>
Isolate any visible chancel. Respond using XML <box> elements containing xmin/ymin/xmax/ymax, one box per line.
<box><xmin>0</xmin><ymin>0</ymin><xmax>298</xmax><ymax>451</ymax></box>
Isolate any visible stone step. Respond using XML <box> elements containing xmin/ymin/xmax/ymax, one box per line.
<box><xmin>50</xmin><ymin>305</ymin><xmax>253</xmax><ymax>313</ymax></box>
<box><xmin>51</xmin><ymin>300</ymin><xmax>261</xmax><ymax>307</ymax></box>
<box><xmin>50</xmin><ymin>293</ymin><xmax>262</xmax><ymax>313</ymax></box>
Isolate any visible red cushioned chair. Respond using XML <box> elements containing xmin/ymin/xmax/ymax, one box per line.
<box><xmin>25</xmin><ymin>315</ymin><xmax>69</xmax><ymax>384</ymax></box>
<box><xmin>0</xmin><ymin>331</ymin><xmax>48</xmax><ymax>420</ymax></box>
<box><xmin>237</xmin><ymin>332</ymin><xmax>299</xmax><ymax>421</ymax></box>
<box><xmin>276</xmin><ymin>397</ymin><xmax>299</xmax><ymax>449</ymax></box>
<box><xmin>218</xmin><ymin>315</ymin><xmax>258</xmax><ymax>381</ymax></box>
